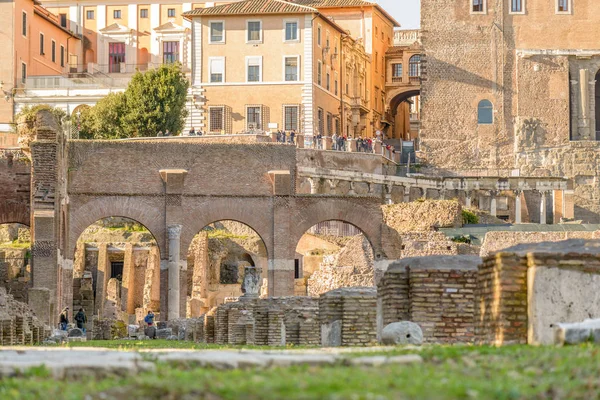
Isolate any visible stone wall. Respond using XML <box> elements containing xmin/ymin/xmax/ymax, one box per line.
<box><xmin>480</xmin><ymin>230</ymin><xmax>600</xmax><ymax>258</ymax></box>
<box><xmin>378</xmin><ymin>255</ymin><xmax>481</xmax><ymax>344</ymax></box>
<box><xmin>476</xmin><ymin>239</ymin><xmax>600</xmax><ymax>346</ymax></box>
<box><xmin>382</xmin><ymin>200</ymin><xmax>463</xmax><ymax>232</ymax></box>
<box><xmin>0</xmin><ymin>287</ymin><xmax>50</xmax><ymax>345</ymax></box>
<box><xmin>0</xmin><ymin>156</ymin><xmax>30</xmax><ymax>226</ymax></box>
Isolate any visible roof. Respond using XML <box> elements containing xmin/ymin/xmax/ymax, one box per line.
<box><xmin>183</xmin><ymin>0</ymin><xmax>318</xmax><ymax>17</ymax></box>
<box><xmin>33</xmin><ymin>5</ymin><xmax>81</xmax><ymax>38</ymax></box>
<box><xmin>291</xmin><ymin>0</ymin><xmax>401</xmax><ymax>27</ymax></box>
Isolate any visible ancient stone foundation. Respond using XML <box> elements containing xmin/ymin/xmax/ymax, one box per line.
<box><xmin>476</xmin><ymin>239</ymin><xmax>600</xmax><ymax>346</ymax></box>
<box><xmin>378</xmin><ymin>256</ymin><xmax>481</xmax><ymax>344</ymax></box>
<box><xmin>0</xmin><ymin>287</ymin><xmax>50</xmax><ymax>345</ymax></box>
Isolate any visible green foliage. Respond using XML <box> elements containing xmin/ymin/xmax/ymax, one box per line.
<box><xmin>462</xmin><ymin>209</ymin><xmax>480</xmax><ymax>225</ymax></box>
<box><xmin>451</xmin><ymin>235</ymin><xmax>472</xmax><ymax>244</ymax></box>
<box><xmin>79</xmin><ymin>64</ymin><xmax>189</xmax><ymax>139</ymax></box>
<box><xmin>14</xmin><ymin>105</ymin><xmax>68</xmax><ymax>130</ymax></box>
<box><xmin>110</xmin><ymin>320</ymin><xmax>127</xmax><ymax>340</ymax></box>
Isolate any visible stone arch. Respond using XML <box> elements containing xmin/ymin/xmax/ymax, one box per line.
<box><xmin>180</xmin><ymin>198</ymin><xmax>273</xmax><ymax>260</ymax></box>
<box><xmin>290</xmin><ymin>199</ymin><xmax>384</xmax><ymax>259</ymax></box>
<box><xmin>0</xmin><ymin>202</ymin><xmax>30</xmax><ymax>226</ymax></box>
<box><xmin>67</xmin><ymin>196</ymin><xmax>165</xmax><ymax>259</ymax></box>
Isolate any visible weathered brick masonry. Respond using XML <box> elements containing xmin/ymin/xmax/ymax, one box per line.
<box><xmin>378</xmin><ymin>256</ymin><xmax>481</xmax><ymax>344</ymax></box>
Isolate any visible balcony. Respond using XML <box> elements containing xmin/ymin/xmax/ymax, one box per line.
<box><xmin>392</xmin><ymin>76</ymin><xmax>403</xmax><ymax>83</ymax></box>
<box><xmin>409</xmin><ymin>76</ymin><xmax>421</xmax><ymax>84</ymax></box>
<box><xmin>350</xmin><ymin>97</ymin><xmax>370</xmax><ymax>114</ymax></box>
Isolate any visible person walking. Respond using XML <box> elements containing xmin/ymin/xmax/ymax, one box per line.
<box><xmin>290</xmin><ymin>130</ymin><xmax>296</xmax><ymax>145</ymax></box>
<box><xmin>59</xmin><ymin>307</ymin><xmax>69</xmax><ymax>331</ymax></box>
<box><xmin>332</xmin><ymin>132</ymin><xmax>338</xmax><ymax>150</ymax></box>
<box><xmin>74</xmin><ymin>308</ymin><xmax>87</xmax><ymax>333</ymax></box>
<box><xmin>144</xmin><ymin>310</ymin><xmax>156</xmax><ymax>339</ymax></box>
<box><xmin>282</xmin><ymin>131</ymin><xmax>287</xmax><ymax>144</ymax></box>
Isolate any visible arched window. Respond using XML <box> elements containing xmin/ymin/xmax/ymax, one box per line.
<box><xmin>477</xmin><ymin>100</ymin><xmax>493</xmax><ymax>124</ymax></box>
<box><xmin>409</xmin><ymin>55</ymin><xmax>421</xmax><ymax>78</ymax></box>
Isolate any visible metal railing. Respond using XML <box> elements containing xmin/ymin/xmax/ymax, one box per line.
<box><xmin>392</xmin><ymin>76</ymin><xmax>403</xmax><ymax>83</ymax></box>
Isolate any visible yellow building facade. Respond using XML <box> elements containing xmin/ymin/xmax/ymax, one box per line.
<box><xmin>184</xmin><ymin>0</ymin><xmax>374</xmax><ymax>137</ymax></box>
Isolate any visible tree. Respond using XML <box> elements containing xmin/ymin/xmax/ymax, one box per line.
<box><xmin>79</xmin><ymin>63</ymin><xmax>189</xmax><ymax>139</ymax></box>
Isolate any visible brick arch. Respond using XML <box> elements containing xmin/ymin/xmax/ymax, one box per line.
<box><xmin>67</xmin><ymin>196</ymin><xmax>165</xmax><ymax>259</ymax></box>
<box><xmin>0</xmin><ymin>201</ymin><xmax>30</xmax><ymax>226</ymax></box>
<box><xmin>180</xmin><ymin>198</ymin><xmax>273</xmax><ymax>259</ymax></box>
<box><xmin>290</xmin><ymin>199</ymin><xmax>384</xmax><ymax>258</ymax></box>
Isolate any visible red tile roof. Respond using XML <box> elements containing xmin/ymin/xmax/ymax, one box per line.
<box><xmin>291</xmin><ymin>0</ymin><xmax>400</xmax><ymax>27</ymax></box>
<box><xmin>183</xmin><ymin>0</ymin><xmax>317</xmax><ymax>17</ymax></box>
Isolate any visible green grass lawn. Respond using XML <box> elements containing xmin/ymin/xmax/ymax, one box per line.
<box><xmin>2</xmin><ymin>344</ymin><xmax>600</xmax><ymax>399</ymax></box>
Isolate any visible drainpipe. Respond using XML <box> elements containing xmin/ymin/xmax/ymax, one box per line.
<box><xmin>340</xmin><ymin>37</ymin><xmax>345</xmax><ymax>136</ymax></box>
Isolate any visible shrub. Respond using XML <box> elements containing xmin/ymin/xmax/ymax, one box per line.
<box><xmin>462</xmin><ymin>209</ymin><xmax>479</xmax><ymax>225</ymax></box>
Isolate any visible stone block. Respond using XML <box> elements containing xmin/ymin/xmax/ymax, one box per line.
<box><xmin>381</xmin><ymin>321</ymin><xmax>423</xmax><ymax>345</ymax></box>
<box><xmin>321</xmin><ymin>320</ymin><xmax>342</xmax><ymax>347</ymax></box>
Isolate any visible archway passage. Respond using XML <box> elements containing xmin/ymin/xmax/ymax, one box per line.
<box><xmin>294</xmin><ymin>220</ymin><xmax>375</xmax><ymax>297</ymax></box>
<box><xmin>72</xmin><ymin>217</ymin><xmax>161</xmax><ymax>328</ymax></box>
<box><xmin>186</xmin><ymin>220</ymin><xmax>268</xmax><ymax>317</ymax></box>
<box><xmin>388</xmin><ymin>89</ymin><xmax>420</xmax><ymax>144</ymax></box>
<box><xmin>595</xmin><ymin>70</ymin><xmax>600</xmax><ymax>139</ymax></box>
<box><xmin>0</xmin><ymin>223</ymin><xmax>31</xmax><ymax>303</ymax></box>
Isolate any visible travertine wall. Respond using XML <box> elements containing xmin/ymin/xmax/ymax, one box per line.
<box><xmin>420</xmin><ymin>0</ymin><xmax>600</xmax><ymax>222</ymax></box>
<box><xmin>476</xmin><ymin>239</ymin><xmax>600</xmax><ymax>346</ymax></box>
<box><xmin>378</xmin><ymin>256</ymin><xmax>481</xmax><ymax>344</ymax></box>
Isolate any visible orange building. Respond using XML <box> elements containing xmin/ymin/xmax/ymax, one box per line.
<box><xmin>0</xmin><ymin>0</ymin><xmax>80</xmax><ymax>147</ymax></box>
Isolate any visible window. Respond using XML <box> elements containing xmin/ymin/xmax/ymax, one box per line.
<box><xmin>477</xmin><ymin>100</ymin><xmax>493</xmax><ymax>124</ymax></box>
<box><xmin>163</xmin><ymin>41</ymin><xmax>179</xmax><ymax>63</ymax></box>
<box><xmin>327</xmin><ymin>112</ymin><xmax>333</xmax><ymax>135</ymax></box>
<box><xmin>285</xmin><ymin>56</ymin><xmax>299</xmax><ymax>81</ymax></box>
<box><xmin>294</xmin><ymin>259</ymin><xmax>300</xmax><ymax>279</ymax></box>
<box><xmin>392</xmin><ymin>63</ymin><xmax>403</xmax><ymax>82</ymax></box>
<box><xmin>375</xmin><ymin>51</ymin><xmax>378</xmax><ymax>72</ymax></box>
<box><xmin>284</xmin><ymin>106</ymin><xmax>299</xmax><ymax>131</ymax></box>
<box><xmin>246</xmin><ymin>106</ymin><xmax>261</xmax><ymax>129</ymax></box>
<box><xmin>209</xmin><ymin>21</ymin><xmax>224</xmax><ymax>43</ymax></box>
<box><xmin>113</xmin><ymin>10</ymin><xmax>121</xmax><ymax>19</ymax></box>
<box><xmin>209</xmin><ymin>57</ymin><xmax>224</xmax><ymax>82</ymax></box>
<box><xmin>21</xmin><ymin>63</ymin><xmax>27</xmax><ymax>84</ymax></box>
<box><xmin>510</xmin><ymin>0</ymin><xmax>523</xmax><ymax>13</ymax></box>
<box><xmin>60</xmin><ymin>13</ymin><xmax>67</xmax><ymax>28</ymax></box>
<box><xmin>51</xmin><ymin>41</ymin><xmax>56</xmax><ymax>63</ymax></box>
<box><xmin>209</xmin><ymin>107</ymin><xmax>224</xmax><ymax>132</ymax></box>
<box><xmin>60</xmin><ymin>45</ymin><xmax>65</xmax><ymax>67</ymax></box>
<box><xmin>39</xmin><ymin>33</ymin><xmax>44</xmax><ymax>55</ymax></box>
<box><xmin>326</xmin><ymin>71</ymin><xmax>330</xmax><ymax>91</ymax></box>
<box><xmin>317</xmin><ymin>108</ymin><xmax>324</xmax><ymax>135</ymax></box>
<box><xmin>247</xmin><ymin>20</ymin><xmax>261</xmax><ymax>42</ymax></box>
<box><xmin>108</xmin><ymin>42</ymin><xmax>126</xmax><ymax>73</ymax></box>
<box><xmin>557</xmin><ymin>0</ymin><xmax>570</xmax><ymax>12</ymax></box>
<box><xmin>140</xmin><ymin>9</ymin><xmax>148</xmax><ymax>18</ymax></box>
<box><xmin>22</xmin><ymin>12</ymin><xmax>26</xmax><ymax>37</ymax></box>
<box><xmin>246</xmin><ymin>56</ymin><xmax>262</xmax><ymax>82</ymax></box>
<box><xmin>334</xmin><ymin>73</ymin><xmax>338</xmax><ymax>96</ymax></box>
<box><xmin>167</xmin><ymin>8</ymin><xmax>176</xmax><ymax>17</ymax></box>
<box><xmin>317</xmin><ymin>61</ymin><xmax>322</xmax><ymax>86</ymax></box>
<box><xmin>326</xmin><ymin>32</ymin><xmax>330</xmax><ymax>49</ymax></box>
<box><xmin>317</xmin><ymin>25</ymin><xmax>322</xmax><ymax>46</ymax></box>
<box><xmin>285</xmin><ymin>21</ymin><xmax>298</xmax><ymax>41</ymax></box>
<box><xmin>409</xmin><ymin>55</ymin><xmax>421</xmax><ymax>78</ymax></box>
<box><xmin>472</xmin><ymin>0</ymin><xmax>485</xmax><ymax>13</ymax></box>
<box><xmin>86</xmin><ymin>10</ymin><xmax>94</xmax><ymax>19</ymax></box>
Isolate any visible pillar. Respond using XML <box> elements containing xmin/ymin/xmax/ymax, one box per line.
<box><xmin>403</xmin><ymin>186</ymin><xmax>411</xmax><ymax>203</ymax></box>
<box><xmin>465</xmin><ymin>191</ymin><xmax>472</xmax><ymax>208</ymax></box>
<box><xmin>579</xmin><ymin>68</ymin><xmax>592</xmax><ymax>139</ymax></box>
<box><xmin>514</xmin><ymin>190</ymin><xmax>522</xmax><ymax>224</ymax></box>
<box><xmin>490</xmin><ymin>191</ymin><xmax>497</xmax><ymax>217</ymax></box>
<box><xmin>540</xmin><ymin>191</ymin><xmax>547</xmax><ymax>225</ymax></box>
<box><xmin>167</xmin><ymin>224</ymin><xmax>182</xmax><ymax>320</ymax></box>
<box><xmin>385</xmin><ymin>184</ymin><xmax>393</xmax><ymax>205</ymax></box>
<box><xmin>308</xmin><ymin>177</ymin><xmax>320</xmax><ymax>194</ymax></box>
<box><xmin>324</xmin><ymin>136</ymin><xmax>333</xmax><ymax>150</ymax></box>
<box><xmin>296</xmin><ymin>134</ymin><xmax>304</xmax><ymax>148</ymax></box>
<box><xmin>348</xmin><ymin>181</ymin><xmax>356</xmax><ymax>195</ymax></box>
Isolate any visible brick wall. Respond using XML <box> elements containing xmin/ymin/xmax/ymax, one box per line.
<box><xmin>0</xmin><ymin>156</ymin><xmax>30</xmax><ymax>225</ymax></box>
<box><xmin>378</xmin><ymin>255</ymin><xmax>481</xmax><ymax>344</ymax></box>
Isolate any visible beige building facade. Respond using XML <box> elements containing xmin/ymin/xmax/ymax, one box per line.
<box><xmin>421</xmin><ymin>0</ymin><xmax>600</xmax><ymax>222</ymax></box>
<box><xmin>185</xmin><ymin>0</ymin><xmax>375</xmax><ymax>137</ymax></box>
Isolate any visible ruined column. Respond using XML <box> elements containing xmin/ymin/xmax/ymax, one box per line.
<box><xmin>539</xmin><ymin>191</ymin><xmax>548</xmax><ymax>225</ymax></box>
<box><xmin>307</xmin><ymin>178</ymin><xmax>320</xmax><ymax>194</ymax></box>
<box><xmin>385</xmin><ymin>184</ymin><xmax>393</xmax><ymax>205</ymax></box>
<box><xmin>514</xmin><ymin>190</ymin><xmax>523</xmax><ymax>224</ymax></box>
<box><xmin>465</xmin><ymin>191</ymin><xmax>472</xmax><ymax>208</ymax></box>
<box><xmin>489</xmin><ymin>191</ymin><xmax>497</xmax><ymax>217</ymax></box>
<box><xmin>403</xmin><ymin>186</ymin><xmax>411</xmax><ymax>203</ymax></box>
<box><xmin>579</xmin><ymin>69</ymin><xmax>592</xmax><ymax>139</ymax></box>
<box><xmin>167</xmin><ymin>225</ymin><xmax>182</xmax><ymax>320</ymax></box>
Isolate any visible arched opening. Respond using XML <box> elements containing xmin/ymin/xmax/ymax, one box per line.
<box><xmin>72</xmin><ymin>217</ymin><xmax>161</xmax><ymax>329</ymax></box>
<box><xmin>595</xmin><ymin>70</ymin><xmax>600</xmax><ymax>139</ymax></box>
<box><xmin>0</xmin><ymin>223</ymin><xmax>31</xmax><ymax>303</ymax></box>
<box><xmin>294</xmin><ymin>220</ymin><xmax>375</xmax><ymax>297</ymax></box>
<box><xmin>477</xmin><ymin>100</ymin><xmax>494</xmax><ymax>124</ymax></box>
<box><xmin>85</xmin><ymin>49</ymin><xmax>95</xmax><ymax>65</ymax></box>
<box><xmin>186</xmin><ymin>220</ymin><xmax>268</xmax><ymax>317</ymax></box>
<box><xmin>388</xmin><ymin>89</ymin><xmax>420</xmax><ymax>161</ymax></box>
